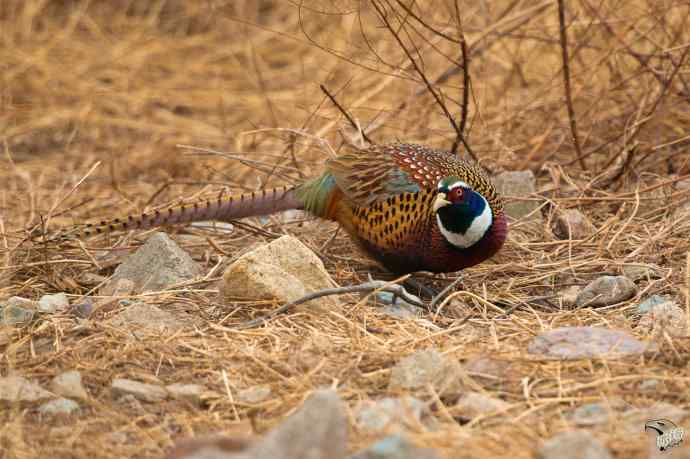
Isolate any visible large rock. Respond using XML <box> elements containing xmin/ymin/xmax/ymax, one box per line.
<box><xmin>102</xmin><ymin>232</ymin><xmax>202</xmax><ymax>295</ymax></box>
<box><xmin>220</xmin><ymin>235</ymin><xmax>338</xmax><ymax>308</ymax></box>
<box><xmin>538</xmin><ymin>431</ymin><xmax>611</xmax><ymax>459</ymax></box>
<box><xmin>493</xmin><ymin>170</ymin><xmax>540</xmax><ymax>221</ymax></box>
<box><xmin>575</xmin><ymin>276</ymin><xmax>636</xmax><ymax>308</ymax></box>
<box><xmin>165</xmin><ymin>389</ymin><xmax>347</xmax><ymax>459</ymax></box>
<box><xmin>527</xmin><ymin>327</ymin><xmax>653</xmax><ymax>360</ymax></box>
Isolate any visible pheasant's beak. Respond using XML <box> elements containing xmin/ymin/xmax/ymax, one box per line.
<box><xmin>433</xmin><ymin>193</ymin><xmax>451</xmax><ymax>212</ymax></box>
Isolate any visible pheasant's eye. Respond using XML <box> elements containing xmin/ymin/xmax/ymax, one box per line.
<box><xmin>448</xmin><ymin>187</ymin><xmax>464</xmax><ymax>201</ymax></box>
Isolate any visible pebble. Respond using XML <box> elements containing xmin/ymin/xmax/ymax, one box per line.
<box><xmin>38</xmin><ymin>397</ymin><xmax>80</xmax><ymax>415</ymax></box>
<box><xmin>52</xmin><ymin>370</ymin><xmax>88</xmax><ymax>400</ymax></box>
<box><xmin>636</xmin><ymin>295</ymin><xmax>671</xmax><ymax>314</ymax></box>
<box><xmin>38</xmin><ymin>292</ymin><xmax>69</xmax><ymax>313</ymax></box>
<box><xmin>527</xmin><ymin>326</ymin><xmax>653</xmax><ymax>360</ymax></box>
<box><xmin>637</xmin><ymin>300</ymin><xmax>686</xmax><ymax>338</ymax></box>
<box><xmin>351</xmin><ymin>435</ymin><xmax>441</xmax><ymax>459</ymax></box>
<box><xmin>575</xmin><ymin>276</ymin><xmax>636</xmax><ymax>307</ymax></box>
<box><xmin>236</xmin><ymin>385</ymin><xmax>272</xmax><ymax>404</ymax></box>
<box><xmin>553</xmin><ymin>209</ymin><xmax>594</xmax><ymax>239</ymax></box>
<box><xmin>166</xmin><ymin>383</ymin><xmax>207</xmax><ymax>406</ymax></box>
<box><xmin>111</xmin><ymin>378</ymin><xmax>168</xmax><ymax>403</ymax></box>
<box><xmin>355</xmin><ymin>396</ymin><xmax>427</xmax><ymax>433</ymax></box>
<box><xmin>101</xmin><ymin>232</ymin><xmax>202</xmax><ymax>295</ymax></box>
<box><xmin>454</xmin><ymin>392</ymin><xmax>509</xmax><ymax>420</ymax></box>
<box><xmin>538</xmin><ymin>430</ymin><xmax>612</xmax><ymax>459</ymax></box>
<box><xmin>2</xmin><ymin>297</ymin><xmax>36</xmax><ymax>325</ymax></box>
<box><xmin>0</xmin><ymin>375</ymin><xmax>53</xmax><ymax>402</ymax></box>
<box><xmin>388</xmin><ymin>349</ymin><xmax>463</xmax><ymax>397</ymax></box>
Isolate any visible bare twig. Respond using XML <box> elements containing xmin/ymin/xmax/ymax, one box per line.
<box><xmin>236</xmin><ymin>279</ymin><xmax>426</xmax><ymax>329</ymax></box>
<box><xmin>556</xmin><ymin>0</ymin><xmax>586</xmax><ymax>170</ymax></box>
<box><xmin>319</xmin><ymin>84</ymin><xmax>374</xmax><ymax>145</ymax></box>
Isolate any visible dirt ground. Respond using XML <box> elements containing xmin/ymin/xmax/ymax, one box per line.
<box><xmin>1</xmin><ymin>1</ymin><xmax>690</xmax><ymax>458</ymax></box>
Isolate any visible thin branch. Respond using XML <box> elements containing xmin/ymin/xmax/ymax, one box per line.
<box><xmin>452</xmin><ymin>1</ymin><xmax>471</xmax><ymax>154</ymax></box>
<box><xmin>556</xmin><ymin>0</ymin><xmax>586</xmax><ymax>170</ymax></box>
<box><xmin>235</xmin><ymin>279</ymin><xmax>427</xmax><ymax>330</ymax></box>
<box><xmin>371</xmin><ymin>0</ymin><xmax>477</xmax><ymax>162</ymax></box>
<box><xmin>320</xmin><ymin>84</ymin><xmax>373</xmax><ymax>145</ymax></box>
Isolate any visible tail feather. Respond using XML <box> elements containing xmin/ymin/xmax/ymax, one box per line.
<box><xmin>54</xmin><ymin>186</ymin><xmax>303</xmax><ymax>240</ymax></box>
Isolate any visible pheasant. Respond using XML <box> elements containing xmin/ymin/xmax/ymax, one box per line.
<box><xmin>56</xmin><ymin>143</ymin><xmax>507</xmax><ymax>275</ymax></box>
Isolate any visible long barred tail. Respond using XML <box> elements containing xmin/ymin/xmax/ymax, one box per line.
<box><xmin>52</xmin><ymin>186</ymin><xmax>303</xmax><ymax>240</ymax></box>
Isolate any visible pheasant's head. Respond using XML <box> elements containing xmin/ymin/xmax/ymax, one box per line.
<box><xmin>433</xmin><ymin>176</ymin><xmax>495</xmax><ymax>249</ymax></box>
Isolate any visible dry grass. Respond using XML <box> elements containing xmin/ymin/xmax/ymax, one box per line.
<box><xmin>1</xmin><ymin>1</ymin><xmax>690</xmax><ymax>458</ymax></box>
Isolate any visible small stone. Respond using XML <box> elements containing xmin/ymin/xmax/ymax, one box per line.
<box><xmin>464</xmin><ymin>356</ymin><xmax>509</xmax><ymax>388</ymax></box>
<box><xmin>622</xmin><ymin>264</ymin><xmax>662</xmax><ymax>282</ymax></box>
<box><xmin>571</xmin><ymin>399</ymin><xmax>626</xmax><ymax>427</ymax></box>
<box><xmin>52</xmin><ymin>370</ymin><xmax>88</xmax><ymax>400</ymax></box>
<box><xmin>111</xmin><ymin>378</ymin><xmax>168</xmax><ymax>403</ymax></box>
<box><xmin>108</xmin><ymin>303</ymin><xmax>184</xmax><ymax>335</ymax></box>
<box><xmin>559</xmin><ymin>286</ymin><xmax>582</xmax><ymax>308</ymax></box>
<box><xmin>101</xmin><ymin>232</ymin><xmax>202</xmax><ymax>295</ymax></box>
<box><xmin>575</xmin><ymin>276</ymin><xmax>636</xmax><ymax>307</ymax></box>
<box><xmin>237</xmin><ymin>385</ymin><xmax>272</xmax><ymax>404</ymax></box>
<box><xmin>379</xmin><ymin>293</ymin><xmax>424</xmax><ymax>320</ymax></box>
<box><xmin>166</xmin><ymin>383</ymin><xmax>206</xmax><ymax>406</ymax></box>
<box><xmin>389</xmin><ymin>349</ymin><xmax>463</xmax><ymax>397</ymax></box>
<box><xmin>38</xmin><ymin>397</ymin><xmax>80</xmax><ymax>415</ymax></box>
<box><xmin>454</xmin><ymin>392</ymin><xmax>509</xmax><ymax>419</ymax></box>
<box><xmin>636</xmin><ymin>295</ymin><xmax>672</xmax><ymax>314</ymax></box>
<box><xmin>2</xmin><ymin>297</ymin><xmax>36</xmax><ymax>325</ymax></box>
<box><xmin>355</xmin><ymin>397</ymin><xmax>427</xmax><ymax>433</ymax></box>
<box><xmin>538</xmin><ymin>430</ymin><xmax>612</xmax><ymax>459</ymax></box>
<box><xmin>553</xmin><ymin>209</ymin><xmax>594</xmax><ymax>239</ymax></box>
<box><xmin>637</xmin><ymin>301</ymin><xmax>686</xmax><ymax>338</ymax></box>
<box><xmin>220</xmin><ymin>235</ymin><xmax>338</xmax><ymax>309</ymax></box>
<box><xmin>527</xmin><ymin>326</ymin><xmax>653</xmax><ymax>360</ymax></box>
<box><xmin>244</xmin><ymin>389</ymin><xmax>347</xmax><ymax>459</ymax></box>
<box><xmin>0</xmin><ymin>375</ymin><xmax>53</xmax><ymax>402</ymax></box>
<box><xmin>493</xmin><ymin>170</ymin><xmax>540</xmax><ymax>221</ymax></box>
<box><xmin>38</xmin><ymin>292</ymin><xmax>69</xmax><ymax>313</ymax></box>
<box><xmin>351</xmin><ymin>435</ymin><xmax>441</xmax><ymax>459</ymax></box>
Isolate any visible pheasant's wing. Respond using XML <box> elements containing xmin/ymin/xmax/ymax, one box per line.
<box><xmin>326</xmin><ymin>144</ymin><xmax>449</xmax><ymax>206</ymax></box>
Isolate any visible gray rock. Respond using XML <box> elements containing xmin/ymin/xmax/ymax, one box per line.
<box><xmin>220</xmin><ymin>235</ymin><xmax>338</xmax><ymax>309</ymax></box>
<box><xmin>571</xmin><ymin>399</ymin><xmax>626</xmax><ymax>426</ymax></box>
<box><xmin>351</xmin><ymin>435</ymin><xmax>440</xmax><ymax>459</ymax></box>
<box><xmin>111</xmin><ymin>378</ymin><xmax>168</xmax><ymax>403</ymax></box>
<box><xmin>527</xmin><ymin>327</ymin><xmax>653</xmax><ymax>360</ymax></box>
<box><xmin>38</xmin><ymin>292</ymin><xmax>69</xmax><ymax>313</ymax></box>
<box><xmin>575</xmin><ymin>276</ymin><xmax>636</xmax><ymax>307</ymax></box>
<box><xmin>108</xmin><ymin>303</ymin><xmax>184</xmax><ymax>334</ymax></box>
<box><xmin>165</xmin><ymin>390</ymin><xmax>347</xmax><ymax>459</ymax></box>
<box><xmin>622</xmin><ymin>264</ymin><xmax>662</xmax><ymax>282</ymax></box>
<box><xmin>236</xmin><ymin>385</ymin><xmax>272</xmax><ymax>404</ymax></box>
<box><xmin>637</xmin><ymin>295</ymin><xmax>671</xmax><ymax>314</ymax></box>
<box><xmin>355</xmin><ymin>396</ymin><xmax>427</xmax><ymax>433</ymax></box>
<box><xmin>102</xmin><ymin>232</ymin><xmax>202</xmax><ymax>294</ymax></box>
<box><xmin>454</xmin><ymin>392</ymin><xmax>509</xmax><ymax>419</ymax></box>
<box><xmin>2</xmin><ymin>297</ymin><xmax>36</xmax><ymax>325</ymax></box>
<box><xmin>166</xmin><ymin>383</ymin><xmax>207</xmax><ymax>406</ymax></box>
<box><xmin>538</xmin><ymin>431</ymin><xmax>611</xmax><ymax>459</ymax></box>
<box><xmin>389</xmin><ymin>349</ymin><xmax>463</xmax><ymax>396</ymax></box>
<box><xmin>553</xmin><ymin>209</ymin><xmax>594</xmax><ymax>239</ymax></box>
<box><xmin>244</xmin><ymin>389</ymin><xmax>347</xmax><ymax>459</ymax></box>
<box><xmin>0</xmin><ymin>375</ymin><xmax>53</xmax><ymax>402</ymax></box>
<box><xmin>637</xmin><ymin>301</ymin><xmax>686</xmax><ymax>337</ymax></box>
<box><xmin>38</xmin><ymin>397</ymin><xmax>80</xmax><ymax>415</ymax></box>
<box><xmin>52</xmin><ymin>370</ymin><xmax>88</xmax><ymax>400</ymax></box>
<box><xmin>493</xmin><ymin>170</ymin><xmax>540</xmax><ymax>221</ymax></box>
